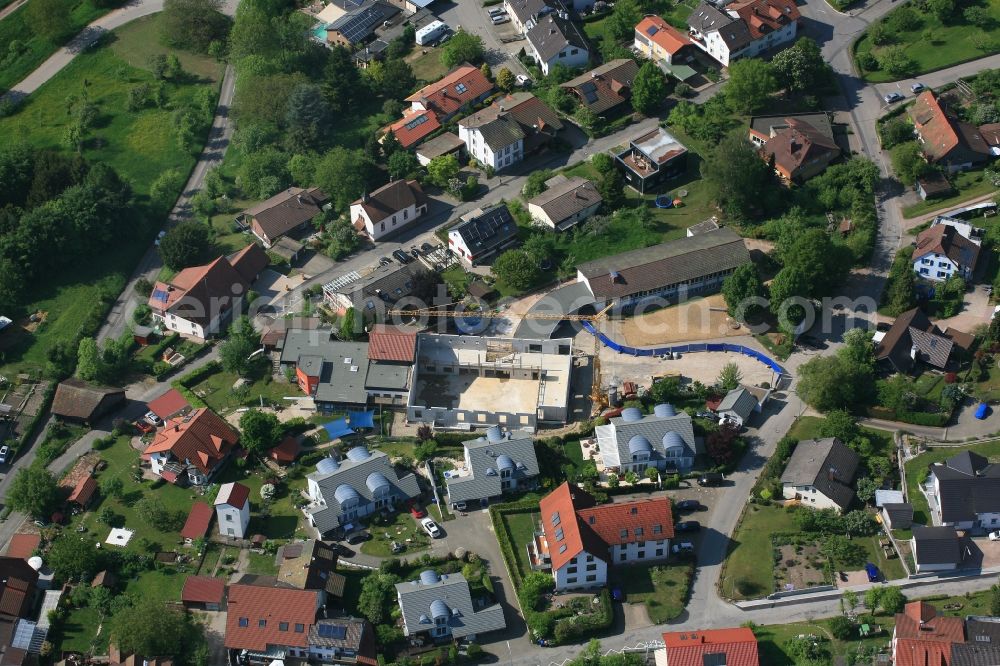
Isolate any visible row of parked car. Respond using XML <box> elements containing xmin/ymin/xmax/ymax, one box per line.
<box><xmin>378</xmin><ymin>242</ymin><xmax>439</xmax><ymax>268</ymax></box>
<box><xmin>883</xmin><ymin>82</ymin><xmax>925</xmax><ymax>105</ymax></box>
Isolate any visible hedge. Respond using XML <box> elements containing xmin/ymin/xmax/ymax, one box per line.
<box><xmin>867</xmin><ymin>406</ymin><xmax>949</xmax><ymax>427</ymax></box>
<box><xmin>751</xmin><ymin>436</ymin><xmax>798</xmax><ymax>496</ymax></box>
<box><xmin>489</xmin><ymin>498</ymin><xmax>539</xmax><ymax>588</ymax></box>
<box><xmin>177</xmin><ymin>361</ymin><xmax>221</xmax><ymax>388</ymax></box>
<box><xmin>14</xmin><ymin>382</ymin><xmax>56</xmax><ymax>456</ymax></box>
<box><xmin>553</xmin><ymin>589</ymin><xmax>613</xmax><ymax>643</ymax></box>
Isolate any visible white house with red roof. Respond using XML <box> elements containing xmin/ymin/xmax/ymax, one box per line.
<box><xmin>405</xmin><ymin>64</ymin><xmax>494</xmax><ymax>122</ymax></box>
<box><xmin>634</xmin><ymin>15</ymin><xmax>693</xmax><ymax>66</ymax></box>
<box><xmin>349</xmin><ymin>179</ymin><xmax>428</xmax><ymax>241</ymax></box>
<box><xmin>224</xmin><ymin>584</ymin><xmax>321</xmax><ymax>661</ymax></box>
<box><xmin>531</xmin><ymin>482</ymin><xmax>674</xmax><ymax>591</ymax></box>
<box><xmin>148</xmin><ymin>244</ymin><xmax>269</xmax><ymax>339</ymax></box>
<box><xmin>143</xmin><ymin>408</ymin><xmax>240</xmax><ymax>485</ymax></box>
<box><xmin>215</xmin><ymin>482</ymin><xmax>251</xmax><ymax>539</ymax></box>
<box><xmin>686</xmin><ymin>0</ymin><xmax>800</xmax><ymax>66</ymax></box>
<box><xmin>657</xmin><ymin>627</ymin><xmax>760</xmax><ymax>666</ymax></box>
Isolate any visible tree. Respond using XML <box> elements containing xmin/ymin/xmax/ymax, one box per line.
<box><xmin>649</xmin><ymin>376</ymin><xmax>682</xmax><ymax>403</ymax></box>
<box><xmin>706</xmin><ymin>421</ymin><xmax>742</xmax><ymax>465</ymax></box>
<box><xmin>325</xmin><ymin>216</ymin><xmax>360</xmax><ymax>260</ymax></box>
<box><xmin>523</xmin><ymin>169</ymin><xmax>554</xmax><ymax>198</ymax></box>
<box><xmin>631</xmin><ymin>61</ymin><xmax>668</xmax><ymax>116</ymax></box>
<box><xmin>48</xmin><ymin>536</ymin><xmax>101</xmax><ymax>581</ymax></box>
<box><xmin>880</xmin><ymin>119</ymin><xmax>916</xmax><ymax>149</ymax></box>
<box><xmin>313</xmin><ymin>147</ymin><xmax>378</xmax><ymax>212</ymax></box>
<box><xmin>592</xmin><ymin>153</ymin><xmax>615</xmax><ymax>176</ymax></box>
<box><xmin>161</xmin><ymin>0</ymin><xmax>229</xmax><ymax>53</ymax></box>
<box><xmin>109</xmin><ymin>597</ymin><xmax>204</xmax><ymax>660</ymax></box>
<box><xmin>440</xmin><ymin>30</ymin><xmax>484</xmax><ymax>67</ymax></box>
<box><xmin>323</xmin><ymin>46</ymin><xmax>363</xmax><ymax>112</ymax></box>
<box><xmin>828</xmin><ymin>615</ymin><xmax>854</xmax><ymax>640</ymax></box>
<box><xmin>717</xmin><ymin>362</ymin><xmax>743</xmax><ymax>391</ymax></box>
<box><xmin>927</xmin><ymin>0</ymin><xmax>955</xmax><ymax>21</ymax></box>
<box><xmin>878</xmin><ymin>46</ymin><xmax>917</xmax><ymax>77</ymax></box>
<box><xmin>992</xmin><ymin>583</ymin><xmax>1000</xmax><ymax>617</ymax></box>
<box><xmin>150</xmin><ymin>169</ymin><xmax>186</xmax><ymax>208</ymax></box>
<box><xmin>46</xmin><ymin>340</ymin><xmax>77</xmax><ymax>379</ymax></box>
<box><xmin>820</xmin><ymin>409</ymin><xmax>861</xmax><ymax>443</ymax></box>
<box><xmin>285</xmin><ymin>84</ymin><xmax>332</xmax><ymax>152</ymax></box>
<box><xmin>597</xmin><ymin>167</ymin><xmax>625</xmax><ymax>212</ymax></box>
<box><xmin>722</xmin><ymin>263</ymin><xmax>766</xmax><ymax>321</ymax></box>
<box><xmin>158</xmin><ymin>221</ymin><xmax>212</xmax><ymax>271</ymax></box>
<box><xmin>891</xmin><ymin>141</ymin><xmax>929</xmax><ymax>185</ymax></box>
<box><xmin>358</xmin><ymin>572</ymin><xmax>399</xmax><ymax>624</ymax></box>
<box><xmin>605</xmin><ymin>0</ymin><xmax>641</xmax><ymax>43</ymax></box>
<box><xmin>339</xmin><ymin>307</ymin><xmax>361</xmax><ymax>341</ymax></box>
<box><xmin>239</xmin><ymin>409</ymin><xmax>281</xmax><ymax>456</ymax></box>
<box><xmin>866</xmin><ymin>586</ymin><xmax>906</xmax><ymax>614</ymax></box>
<box><xmin>387</xmin><ymin>151</ymin><xmax>420</xmax><ymax>181</ymax></box>
<box><xmin>238</xmin><ymin>147</ymin><xmax>290</xmax><ymax>199</ymax></box>
<box><xmin>28</xmin><ymin>0</ymin><xmax>72</xmax><ymax>43</ymax></box>
<box><xmin>220</xmin><ymin>317</ymin><xmax>260</xmax><ymax>376</ymax></box>
<box><xmin>491</xmin><ymin>250</ymin><xmax>540</xmax><ymax>291</ymax></box>
<box><xmin>100</xmin><ymin>475</ymin><xmax>124</xmax><ymax>499</ymax></box>
<box><xmin>135</xmin><ymin>496</ymin><xmax>169</xmax><ymax>525</ymax></box>
<box><xmin>426</xmin><ymin>154</ymin><xmax>460</xmax><ymax>188</ymax></box>
<box><xmin>798</xmin><ymin>356</ymin><xmax>859</xmax><ymax>412</ymax></box>
<box><xmin>965</xmin><ymin>7</ymin><xmax>994</xmax><ymax>28</ymax></box>
<box><xmin>496</xmin><ymin>67</ymin><xmax>515</xmax><ymax>92</ymax></box>
<box><xmin>7</xmin><ymin>466</ymin><xmax>59</xmax><ymax>518</ymax></box>
<box><xmin>771</xmin><ymin>38</ymin><xmax>830</xmax><ymax>93</ymax></box>
<box><xmin>701</xmin><ymin>134</ymin><xmax>779</xmax><ymax>221</ymax></box>
<box><xmin>414</xmin><ymin>440</ymin><xmax>438</xmax><ymax>461</ymax></box>
<box><xmin>855</xmin><ymin>476</ymin><xmax>879</xmax><ymax>504</ymax></box>
<box><xmin>725</xmin><ymin>58</ymin><xmax>778</xmax><ymax>114</ymax></box>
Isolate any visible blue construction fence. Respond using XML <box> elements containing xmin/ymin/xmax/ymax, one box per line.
<box><xmin>581</xmin><ymin>321</ymin><xmax>786</xmax><ymax>376</ymax></box>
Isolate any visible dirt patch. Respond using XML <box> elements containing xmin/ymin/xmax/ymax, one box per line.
<box><xmin>58</xmin><ymin>452</ymin><xmax>102</xmax><ymax>490</ymax></box>
<box><xmin>615</xmin><ymin>294</ymin><xmax>748</xmax><ymax>346</ymax></box>
<box><xmin>774</xmin><ymin>543</ymin><xmax>827</xmax><ymax>592</ymax></box>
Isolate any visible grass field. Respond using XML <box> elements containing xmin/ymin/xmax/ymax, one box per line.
<box><xmin>901</xmin><ymin>169</ymin><xmax>997</xmax><ymax>218</ymax></box>
<box><xmin>361</xmin><ymin>510</ymin><xmax>431</xmax><ymax>557</ymax></box>
<box><xmin>904</xmin><ymin>439</ymin><xmax>1000</xmax><ymax>523</ymax></box>
<box><xmin>722</xmin><ymin>503</ymin><xmax>799</xmax><ymax>599</ymax></box>
<box><xmin>613</xmin><ymin>563</ymin><xmax>692</xmax><ymax>623</ymax></box>
<box><xmin>855</xmin><ymin>0</ymin><xmax>1000</xmax><ymax>82</ymax></box>
<box><xmin>191</xmin><ymin>366</ymin><xmax>299</xmax><ymax>416</ymax></box>
<box><xmin>407</xmin><ymin>47</ymin><xmax>449</xmax><ymax>83</ymax></box>
<box><xmin>502</xmin><ymin>510</ymin><xmax>540</xmax><ymax>578</ymax></box>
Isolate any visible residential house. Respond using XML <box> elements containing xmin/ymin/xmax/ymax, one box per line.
<box><xmin>275</xmin><ymin>539</ymin><xmax>345</xmax><ymax>606</ymax></box>
<box><xmin>874</xmin><ymin>308</ymin><xmax>967</xmax><ymax>373</ymax></box>
<box><xmin>527</xmin><ymin>175</ymin><xmax>602</xmax><ymax>231</ymax></box>
<box><xmin>51</xmin><ymin>378</ymin><xmax>125</xmax><ymax>424</ymax></box>
<box><xmin>146</xmin><ymin>388</ymin><xmax>191</xmax><ymax>423</ymax></box>
<box><xmin>270</xmin><ymin>435</ymin><xmax>302</xmax><ymax>465</ymax></box>
<box><xmin>142</xmin><ymin>408</ymin><xmax>240</xmax><ymax>486</ymax></box>
<box><xmin>277</xmin><ymin>327</ymin><xmax>415</xmax><ymax>410</ymax></box>
<box><xmin>504</xmin><ymin>0</ymin><xmax>551</xmax><ymax>33</ymax></box>
<box><xmin>748</xmin><ymin>114</ymin><xmax>841</xmax><ymax>182</ymax></box>
<box><xmin>716</xmin><ymin>387</ymin><xmax>760</xmax><ymax>427</ymax></box>
<box><xmin>913</xmin><ymin>222</ymin><xmax>981</xmax><ymax>281</ymax></box>
<box><xmin>458</xmin><ymin>92</ymin><xmax>564</xmax><ymax>172</ymax></box>
<box><xmin>147</xmin><ymin>244</ymin><xmax>269</xmax><ymax>339</ymax></box>
<box><xmin>615</xmin><ymin>126</ymin><xmax>688</xmax><ymax>193</ymax></box>
<box><xmin>385</xmin><ymin>109</ymin><xmax>441</xmax><ymax>149</ymax></box>
<box><xmin>560</xmin><ymin>59</ymin><xmax>640</xmax><ymax>115</ymax></box>
<box><xmin>239</xmin><ymin>188</ymin><xmax>329</xmax><ymax>248</ymax></box>
<box><xmin>350</xmin><ymin>179</ymin><xmax>428</xmax><ymax>241</ymax></box>
<box><xmin>575</xmin><ymin>228</ymin><xmax>751</xmax><ymax>310</ymax></box>
<box><xmin>686</xmin><ymin>0</ymin><xmax>800</xmax><ymax>66</ymax></box>
<box><xmin>916</xmin><ymin>171</ymin><xmax>954</xmax><ymax>200</ymax></box>
<box><xmin>910</xmin><ymin>525</ymin><xmax>969</xmax><ymax>573</ymax></box>
<box><xmin>405</xmin><ymin>64</ymin><xmax>494</xmax><ymax>123</ymax></box>
<box><xmin>925</xmin><ymin>450</ymin><xmax>1000</xmax><ymax>530</ymax></box>
<box><xmin>215</xmin><ymin>482</ymin><xmax>251</xmax><ymax>539</ymax></box>
<box><xmin>0</xmin><ymin>557</ymin><xmax>39</xmax><ymax>666</ymax></box>
<box><xmin>304</xmin><ymin>445</ymin><xmax>421</xmax><ymax>537</ymax></box>
<box><xmin>779</xmin><ymin>437</ymin><xmax>860</xmax><ymax>512</ymax></box>
<box><xmin>324</xmin><ymin>1</ymin><xmax>399</xmax><ymax>47</ymax></box>
<box><xmin>322</xmin><ymin>262</ymin><xmax>433</xmax><ymax>317</ymax></box>
<box><xmin>525</xmin><ymin>13</ymin><xmax>589</xmax><ymax>76</ymax></box>
<box><xmin>394</xmin><ymin>570</ymin><xmax>505</xmax><ymax>643</ymax></box>
<box><xmin>686</xmin><ymin>217</ymin><xmax>720</xmax><ymax>236</ymax></box>
<box><xmin>314</xmin><ymin>0</ymin><xmax>367</xmax><ymax>25</ymax></box>
<box><xmin>180</xmin><ymin>502</ymin><xmax>213</xmax><ymax>543</ymax></box>
<box><xmin>416</xmin><ymin>131</ymin><xmax>464</xmax><ymax>166</ymax></box>
<box><xmin>181</xmin><ymin>575</ymin><xmax>226</xmax><ymax>611</ymax></box>
<box><xmin>881</xmin><ymin>502</ymin><xmax>914</xmax><ymax>530</ymax></box>
<box><xmin>893</xmin><ymin>601</ymin><xmax>966</xmax><ymax>666</ymax></box>
<box><xmin>909</xmin><ymin>91</ymin><xmax>992</xmax><ymax>172</ymax></box>
<box><xmin>658</xmin><ymin>627</ymin><xmax>760</xmax><ymax>666</ymax></box>
<box><xmin>224</xmin><ymin>584</ymin><xmax>322</xmax><ymax>663</ymax></box>
<box><xmin>634</xmin><ymin>15</ymin><xmax>694</xmax><ymax>71</ymax></box>
<box><xmin>595</xmin><ymin>404</ymin><xmax>698</xmax><ymax>474</ymax></box>
<box><xmin>3</xmin><ymin>535</ymin><xmax>40</xmax><ymax>561</ymax></box>
<box><xmin>445</xmin><ymin>426</ymin><xmax>539</xmax><ymax>508</ymax></box>
<box><xmin>530</xmin><ymin>482</ymin><xmax>674</xmax><ymax>591</ymax></box>
<box><xmin>447</xmin><ymin>204</ymin><xmax>520</xmax><ymax>267</ymax></box>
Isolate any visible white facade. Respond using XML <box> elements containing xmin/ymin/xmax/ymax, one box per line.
<box><xmin>609</xmin><ymin>539</ymin><xmax>670</xmax><ymax>564</ymax></box>
<box><xmin>458</xmin><ymin>124</ymin><xmax>524</xmax><ymax>172</ymax></box>
<box><xmin>528</xmin><ymin>42</ymin><xmax>589</xmax><ymax>76</ymax></box>
<box><xmin>910</xmin><ymin>537</ymin><xmax>959</xmax><ymax>573</ymax></box>
<box><xmin>930</xmin><ymin>474</ymin><xmax>1000</xmax><ymax>529</ymax></box>
<box><xmin>215</xmin><ymin>485</ymin><xmax>250</xmax><ymax>539</ymax></box>
<box><xmin>781</xmin><ymin>484</ymin><xmax>844</xmax><ymax>512</ymax></box>
<box><xmin>553</xmin><ymin>551</ymin><xmax>608</xmax><ymax>590</ymax></box>
<box><xmin>157</xmin><ymin>311</ymin><xmax>219</xmax><ymax>340</ymax></box>
<box><xmin>689</xmin><ymin>16</ymin><xmax>796</xmax><ymax>66</ymax></box>
<box><xmin>913</xmin><ymin>252</ymin><xmax>963</xmax><ymax>282</ymax></box>
<box><xmin>527</xmin><ymin>198</ymin><xmax>600</xmax><ymax>230</ymax></box>
<box><xmin>349</xmin><ymin>199</ymin><xmax>425</xmax><ymax>241</ymax></box>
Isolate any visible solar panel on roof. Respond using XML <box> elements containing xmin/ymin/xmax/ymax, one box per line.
<box><xmin>646</xmin><ymin>25</ymin><xmax>659</xmax><ymax>35</ymax></box>
<box><xmin>331</xmin><ymin>6</ymin><xmax>382</xmax><ymax>43</ymax></box>
<box><xmin>318</xmin><ymin>624</ymin><xmax>348</xmax><ymax>640</ymax></box>
<box><xmin>152</xmin><ymin>289</ymin><xmax>169</xmax><ymax>302</ymax></box>
<box><xmin>404</xmin><ymin>115</ymin><xmax>429</xmax><ymax>130</ymax></box>
<box><xmin>702</xmin><ymin>654</ymin><xmax>727</xmax><ymax>666</ymax></box>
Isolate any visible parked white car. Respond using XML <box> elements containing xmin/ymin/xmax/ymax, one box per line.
<box><xmin>143</xmin><ymin>411</ymin><xmax>162</xmax><ymax>426</ymax></box>
<box><xmin>421</xmin><ymin>517</ymin><xmax>442</xmax><ymax>538</ymax></box>
<box><xmin>491</xmin><ymin>14</ymin><xmax>509</xmax><ymax>24</ymax></box>
<box><xmin>989</xmin><ymin>531</ymin><xmax>1000</xmax><ymax>541</ymax></box>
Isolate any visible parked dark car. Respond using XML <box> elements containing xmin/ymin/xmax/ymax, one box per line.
<box><xmin>409</xmin><ymin>247</ymin><xmax>421</xmax><ymax>259</ymax></box>
<box><xmin>675</xmin><ymin>521</ymin><xmax>701</xmax><ymax>533</ymax></box>
<box><xmin>392</xmin><ymin>249</ymin><xmax>413</xmax><ymax>264</ymax></box>
<box><xmin>698</xmin><ymin>473</ymin><xmax>723</xmax><ymax>487</ymax></box>
<box><xmin>378</xmin><ymin>256</ymin><xmax>393</xmax><ymax>266</ymax></box>
<box><xmin>611</xmin><ymin>587</ymin><xmax>625</xmax><ymax>602</ymax></box>
<box><xmin>798</xmin><ymin>335</ymin><xmax>827</xmax><ymax>350</ymax></box>
<box><xmin>675</xmin><ymin>499</ymin><xmax>702</xmax><ymax>512</ymax></box>
<box><xmin>420</xmin><ymin>242</ymin><xmax>435</xmax><ymax>255</ymax></box>
<box><xmin>865</xmin><ymin>562</ymin><xmax>880</xmax><ymax>582</ymax></box>
<box><xmin>345</xmin><ymin>530</ymin><xmax>370</xmax><ymax>544</ymax></box>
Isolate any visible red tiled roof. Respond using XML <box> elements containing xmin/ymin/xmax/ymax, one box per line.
<box><xmin>895</xmin><ymin>601</ymin><xmax>965</xmax><ymax>643</ymax></box>
<box><xmin>182</xmin><ymin>576</ymin><xmax>226</xmax><ymax>605</ymax></box>
<box><xmin>147</xmin><ymin>389</ymin><xmax>190</xmax><ymax>421</ymax></box>
<box><xmin>0</xmin><ymin>557</ymin><xmax>38</xmax><ymax>620</ymax></box>
<box><xmin>909</xmin><ymin>91</ymin><xmax>991</xmax><ymax>163</ymax></box>
<box><xmin>662</xmin><ymin>627</ymin><xmax>760</xmax><ymax>666</ymax></box>
<box><xmin>216</xmin><ymin>482</ymin><xmax>251</xmax><ymax>509</ymax></box>
<box><xmin>368</xmin><ymin>325</ymin><xmax>418</xmax><ymax>362</ymax></box>
<box><xmin>180</xmin><ymin>502</ymin><xmax>214</xmax><ymax>540</ymax></box>
<box><xmin>269</xmin><ymin>435</ymin><xmax>301</xmax><ymax>464</ymax></box>
<box><xmin>68</xmin><ymin>475</ymin><xmax>97</xmax><ymax>506</ymax></box>
<box><xmin>386</xmin><ymin>109</ymin><xmax>441</xmax><ymax>148</ymax></box>
<box><xmin>635</xmin><ymin>15</ymin><xmax>691</xmax><ymax>55</ymax></box>
<box><xmin>729</xmin><ymin>0</ymin><xmax>799</xmax><ymax>39</ymax></box>
<box><xmin>761</xmin><ymin>117</ymin><xmax>840</xmax><ymax>180</ymax></box>
<box><xmin>229</xmin><ymin>243</ymin><xmax>270</xmax><ymax>284</ymax></box>
<box><xmin>224</xmin><ymin>584</ymin><xmax>319</xmax><ymax>651</ymax></box>
<box><xmin>405</xmin><ymin>64</ymin><xmax>494</xmax><ymax>119</ymax></box>
<box><xmin>144</xmin><ymin>408</ymin><xmax>239</xmax><ymax>475</ymax></box>
<box><xmin>4</xmin><ymin>534</ymin><xmax>40</xmax><ymax>560</ymax></box>
<box><xmin>894</xmin><ymin>639</ymin><xmax>952</xmax><ymax>666</ymax></box>
<box><xmin>538</xmin><ymin>482</ymin><xmax>602</xmax><ymax>571</ymax></box>
<box><xmin>576</xmin><ymin>496</ymin><xmax>675</xmax><ymax>546</ymax></box>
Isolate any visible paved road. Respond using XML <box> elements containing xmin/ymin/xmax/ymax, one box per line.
<box><xmin>0</xmin><ymin>0</ymin><xmax>27</xmax><ymax>22</ymax></box>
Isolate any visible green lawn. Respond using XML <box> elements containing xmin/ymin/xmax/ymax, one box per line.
<box><xmin>904</xmin><ymin>440</ymin><xmax>1000</xmax><ymax>524</ymax></box>
<box><xmin>754</xmin><ymin>618</ymin><xmax>892</xmax><ymax>665</ymax></box>
<box><xmin>361</xmin><ymin>510</ymin><xmax>431</xmax><ymax>557</ymax></box>
<box><xmin>408</xmin><ymin>47</ymin><xmax>449</xmax><ymax>83</ymax></box>
<box><xmin>501</xmin><ymin>511</ymin><xmax>540</xmax><ymax>578</ymax></box>
<box><xmin>209</xmin><ymin>198</ymin><xmax>256</xmax><ymax>253</ymax></box>
<box><xmin>58</xmin><ymin>606</ymin><xmax>104</xmax><ymax>654</ymax></box>
<box><xmin>902</xmin><ymin>170</ymin><xmax>997</xmax><ymax>218</ymax></box>
<box><xmin>855</xmin><ymin>0</ymin><xmax>1000</xmax><ymax>82</ymax></box>
<box><xmin>0</xmin><ymin>0</ymin><xmax>113</xmax><ymax>95</ymax></box>
<box><xmin>247</xmin><ymin>550</ymin><xmax>279</xmax><ymax>575</ymax></box>
<box><xmin>191</xmin><ymin>366</ymin><xmax>300</xmax><ymax>416</ymax></box>
<box><xmin>722</xmin><ymin>503</ymin><xmax>799</xmax><ymax>600</ymax></box>
<box><xmin>613</xmin><ymin>563</ymin><xmax>692</xmax><ymax>623</ymax></box>
<box><xmin>787</xmin><ymin>417</ymin><xmax>894</xmax><ymax>455</ymax></box>
<box><xmin>216</xmin><ymin>462</ymin><xmax>308</xmax><ymax>541</ymax></box>
<box><xmin>856</xmin><ymin>534</ymin><xmax>908</xmax><ymax>581</ymax></box>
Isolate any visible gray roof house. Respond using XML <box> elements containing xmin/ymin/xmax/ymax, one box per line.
<box><xmin>305</xmin><ymin>445</ymin><xmax>421</xmax><ymax>536</ymax></box>
<box><xmin>881</xmin><ymin>502</ymin><xmax>914</xmax><ymax>530</ymax></box>
<box><xmin>927</xmin><ymin>451</ymin><xmax>1000</xmax><ymax>529</ymax></box>
<box><xmin>525</xmin><ymin>13</ymin><xmax>589</xmax><ymax>75</ymax></box>
<box><xmin>527</xmin><ymin>175</ymin><xmax>602</xmax><ymax>231</ymax></box>
<box><xmin>716</xmin><ymin>387</ymin><xmax>759</xmax><ymax>427</ymax></box>
<box><xmin>445</xmin><ymin>426</ymin><xmax>539</xmax><ymax>507</ymax></box>
<box><xmin>595</xmin><ymin>405</ymin><xmax>699</xmax><ymax>475</ymax></box>
<box><xmin>447</xmin><ymin>204</ymin><xmax>520</xmax><ymax>267</ymax></box>
<box><xmin>395</xmin><ymin>570</ymin><xmax>505</xmax><ymax>641</ymax></box>
<box><xmin>780</xmin><ymin>438</ymin><xmax>860</xmax><ymax>513</ymax></box>
<box><xmin>910</xmin><ymin>525</ymin><xmax>969</xmax><ymax>573</ymax></box>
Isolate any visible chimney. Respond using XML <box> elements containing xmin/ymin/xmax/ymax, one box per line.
<box><xmin>297</xmin><ymin>195</ymin><xmax>303</xmax><ymax>205</ymax></box>
<box><xmin>175</xmin><ymin>425</ymin><xmax>180</xmax><ymax>432</ymax></box>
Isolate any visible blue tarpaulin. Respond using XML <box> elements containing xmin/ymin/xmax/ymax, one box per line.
<box><xmin>323</xmin><ymin>418</ymin><xmax>355</xmax><ymax>440</ymax></box>
<box><xmin>347</xmin><ymin>410</ymin><xmax>376</xmax><ymax>429</ymax></box>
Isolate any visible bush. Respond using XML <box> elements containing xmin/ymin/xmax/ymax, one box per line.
<box><xmin>829</xmin><ymin>615</ymin><xmax>854</xmax><ymax>639</ymax></box>
<box><xmin>552</xmin><ymin>589</ymin><xmax>613</xmax><ymax>643</ymax></box>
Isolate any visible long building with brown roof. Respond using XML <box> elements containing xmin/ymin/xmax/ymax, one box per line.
<box><xmin>750</xmin><ymin>115</ymin><xmax>840</xmax><ymax>182</ymax></box>
<box><xmin>349</xmin><ymin>179</ymin><xmax>428</xmax><ymax>241</ymax></box>
<box><xmin>51</xmin><ymin>378</ymin><xmax>126</xmax><ymax>424</ymax></box>
<box><xmin>240</xmin><ymin>187</ymin><xmax>329</xmax><ymax>248</ymax></box>
<box><xmin>909</xmin><ymin>91</ymin><xmax>992</xmax><ymax>172</ymax></box>
<box><xmin>560</xmin><ymin>59</ymin><xmax>639</xmax><ymax>114</ymax></box>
